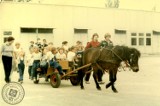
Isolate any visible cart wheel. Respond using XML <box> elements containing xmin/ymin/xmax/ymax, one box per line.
<box><xmin>70</xmin><ymin>76</ymin><xmax>80</xmax><ymax>86</ymax></box>
<box><xmin>50</xmin><ymin>72</ymin><xmax>61</xmax><ymax>88</ymax></box>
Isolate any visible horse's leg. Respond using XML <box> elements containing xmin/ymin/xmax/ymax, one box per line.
<box><xmin>106</xmin><ymin>70</ymin><xmax>112</xmax><ymax>89</ymax></box>
<box><xmin>106</xmin><ymin>69</ymin><xmax>118</xmax><ymax>93</ymax></box>
<box><xmin>111</xmin><ymin>70</ymin><xmax>118</xmax><ymax>93</ymax></box>
<box><xmin>93</xmin><ymin>69</ymin><xmax>101</xmax><ymax>90</ymax></box>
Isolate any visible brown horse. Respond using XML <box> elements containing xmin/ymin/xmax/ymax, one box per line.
<box><xmin>77</xmin><ymin>45</ymin><xmax>141</xmax><ymax>93</ymax></box>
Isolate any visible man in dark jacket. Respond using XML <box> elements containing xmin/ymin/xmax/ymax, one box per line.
<box><xmin>100</xmin><ymin>33</ymin><xmax>113</xmax><ymax>48</ymax></box>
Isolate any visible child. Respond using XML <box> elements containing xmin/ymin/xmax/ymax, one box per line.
<box><xmin>67</xmin><ymin>46</ymin><xmax>76</xmax><ymax>69</ymax></box>
<box><xmin>32</xmin><ymin>46</ymin><xmax>42</xmax><ymax>84</ymax></box>
<box><xmin>14</xmin><ymin>42</ymin><xmax>25</xmax><ymax>83</ymax></box>
<box><xmin>56</xmin><ymin>47</ymin><xmax>67</xmax><ymax>60</ymax></box>
<box><xmin>48</xmin><ymin>47</ymin><xmax>64</xmax><ymax>76</ymax></box>
<box><xmin>26</xmin><ymin>47</ymin><xmax>34</xmax><ymax>80</ymax></box>
<box><xmin>17</xmin><ymin>48</ymin><xmax>25</xmax><ymax>83</ymax></box>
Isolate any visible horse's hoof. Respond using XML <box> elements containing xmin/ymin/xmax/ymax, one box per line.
<box><xmin>97</xmin><ymin>87</ymin><xmax>101</xmax><ymax>90</ymax></box>
<box><xmin>81</xmin><ymin>87</ymin><xmax>84</xmax><ymax>90</ymax></box>
<box><xmin>106</xmin><ymin>83</ymin><xmax>111</xmax><ymax>89</ymax></box>
<box><xmin>112</xmin><ymin>89</ymin><xmax>118</xmax><ymax>93</ymax></box>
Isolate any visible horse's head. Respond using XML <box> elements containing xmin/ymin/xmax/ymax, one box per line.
<box><xmin>128</xmin><ymin>48</ymin><xmax>141</xmax><ymax>72</ymax></box>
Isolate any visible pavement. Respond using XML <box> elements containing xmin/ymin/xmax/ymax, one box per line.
<box><xmin>0</xmin><ymin>55</ymin><xmax>160</xmax><ymax>106</ymax></box>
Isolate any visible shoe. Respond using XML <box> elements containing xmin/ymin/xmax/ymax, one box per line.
<box><xmin>98</xmin><ymin>81</ymin><xmax>105</xmax><ymax>84</ymax></box>
<box><xmin>45</xmin><ymin>77</ymin><xmax>49</xmax><ymax>82</ymax></box>
<box><xmin>85</xmin><ymin>81</ymin><xmax>90</xmax><ymax>84</ymax></box>
<box><xmin>20</xmin><ymin>80</ymin><xmax>23</xmax><ymax>84</ymax></box>
<box><xmin>6</xmin><ymin>80</ymin><xmax>10</xmax><ymax>83</ymax></box>
<box><xmin>5</xmin><ymin>78</ymin><xmax>11</xmax><ymax>83</ymax></box>
<box><xmin>18</xmin><ymin>79</ymin><xmax>20</xmax><ymax>82</ymax></box>
<box><xmin>34</xmin><ymin>80</ymin><xmax>39</xmax><ymax>84</ymax></box>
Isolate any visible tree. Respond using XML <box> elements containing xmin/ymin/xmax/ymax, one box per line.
<box><xmin>105</xmin><ymin>0</ymin><xmax>119</xmax><ymax>8</ymax></box>
<box><xmin>17</xmin><ymin>0</ymin><xmax>31</xmax><ymax>2</ymax></box>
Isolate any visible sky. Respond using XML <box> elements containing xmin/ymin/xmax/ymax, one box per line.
<box><xmin>32</xmin><ymin>0</ymin><xmax>160</xmax><ymax>12</ymax></box>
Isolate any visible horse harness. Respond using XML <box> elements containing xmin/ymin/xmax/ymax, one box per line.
<box><xmin>94</xmin><ymin>47</ymin><xmax>131</xmax><ymax>72</ymax></box>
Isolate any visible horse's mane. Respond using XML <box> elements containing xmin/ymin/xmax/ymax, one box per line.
<box><xmin>97</xmin><ymin>45</ymin><xmax>141</xmax><ymax>63</ymax></box>
<box><xmin>129</xmin><ymin>47</ymin><xmax>141</xmax><ymax>57</ymax></box>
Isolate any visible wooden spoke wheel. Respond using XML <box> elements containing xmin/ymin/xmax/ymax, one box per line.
<box><xmin>50</xmin><ymin>72</ymin><xmax>61</xmax><ymax>88</ymax></box>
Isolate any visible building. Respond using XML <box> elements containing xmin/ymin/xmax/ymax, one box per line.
<box><xmin>0</xmin><ymin>2</ymin><xmax>160</xmax><ymax>54</ymax></box>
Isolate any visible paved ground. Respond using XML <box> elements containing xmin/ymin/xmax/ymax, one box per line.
<box><xmin>0</xmin><ymin>55</ymin><xmax>160</xmax><ymax>106</ymax></box>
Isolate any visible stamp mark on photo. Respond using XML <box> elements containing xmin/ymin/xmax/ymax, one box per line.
<box><xmin>1</xmin><ymin>82</ymin><xmax>25</xmax><ymax>105</ymax></box>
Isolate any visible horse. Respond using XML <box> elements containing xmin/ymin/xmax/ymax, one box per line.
<box><xmin>77</xmin><ymin>45</ymin><xmax>141</xmax><ymax>93</ymax></box>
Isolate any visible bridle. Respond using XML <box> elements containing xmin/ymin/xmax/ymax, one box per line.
<box><xmin>93</xmin><ymin>47</ymin><xmax>132</xmax><ymax>73</ymax></box>
<box><xmin>105</xmin><ymin>47</ymin><xmax>133</xmax><ymax>71</ymax></box>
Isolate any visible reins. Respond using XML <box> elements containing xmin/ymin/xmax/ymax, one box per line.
<box><xmin>96</xmin><ymin>47</ymin><xmax>131</xmax><ymax>72</ymax></box>
<box><xmin>110</xmin><ymin>47</ymin><xmax>131</xmax><ymax>71</ymax></box>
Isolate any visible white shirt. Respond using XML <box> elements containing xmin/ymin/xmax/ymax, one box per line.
<box><xmin>67</xmin><ymin>51</ymin><xmax>76</xmax><ymax>61</ymax></box>
<box><xmin>32</xmin><ymin>52</ymin><xmax>42</xmax><ymax>60</ymax></box>
<box><xmin>46</xmin><ymin>51</ymin><xmax>53</xmax><ymax>61</ymax></box>
<box><xmin>26</xmin><ymin>53</ymin><xmax>34</xmax><ymax>66</ymax></box>
<box><xmin>14</xmin><ymin>47</ymin><xmax>25</xmax><ymax>64</ymax></box>
<box><xmin>56</xmin><ymin>52</ymin><xmax>66</xmax><ymax>60</ymax></box>
<box><xmin>1</xmin><ymin>42</ymin><xmax>14</xmax><ymax>57</ymax></box>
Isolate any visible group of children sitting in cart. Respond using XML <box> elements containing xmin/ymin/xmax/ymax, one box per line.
<box><xmin>27</xmin><ymin>39</ymin><xmax>84</xmax><ymax>84</ymax></box>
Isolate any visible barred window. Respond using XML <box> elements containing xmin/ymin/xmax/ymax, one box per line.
<box><xmin>20</xmin><ymin>27</ymin><xmax>53</xmax><ymax>34</ymax></box>
<box><xmin>131</xmin><ymin>38</ymin><xmax>137</xmax><ymax>45</ymax></box>
<box><xmin>139</xmin><ymin>38</ymin><xmax>144</xmax><ymax>46</ymax></box>
<box><xmin>21</xmin><ymin>28</ymin><xmax>36</xmax><ymax>33</ymax></box>
<box><xmin>146</xmin><ymin>38</ymin><xmax>151</xmax><ymax>46</ymax></box>
<box><xmin>74</xmin><ymin>28</ymin><xmax>88</xmax><ymax>34</ymax></box>
<box><xmin>38</xmin><ymin>28</ymin><xmax>53</xmax><ymax>33</ymax></box>
<box><xmin>153</xmin><ymin>30</ymin><xmax>160</xmax><ymax>35</ymax></box>
<box><xmin>115</xmin><ymin>29</ymin><xmax>126</xmax><ymax>34</ymax></box>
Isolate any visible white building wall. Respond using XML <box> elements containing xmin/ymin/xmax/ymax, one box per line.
<box><xmin>0</xmin><ymin>3</ymin><xmax>160</xmax><ymax>54</ymax></box>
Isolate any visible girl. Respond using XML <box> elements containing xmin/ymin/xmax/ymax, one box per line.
<box><xmin>26</xmin><ymin>47</ymin><xmax>34</xmax><ymax>80</ymax></box>
<box><xmin>56</xmin><ymin>48</ymin><xmax>67</xmax><ymax>60</ymax></box>
<box><xmin>32</xmin><ymin>46</ymin><xmax>42</xmax><ymax>84</ymax></box>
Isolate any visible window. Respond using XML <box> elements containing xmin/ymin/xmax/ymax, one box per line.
<box><xmin>131</xmin><ymin>33</ymin><xmax>137</xmax><ymax>46</ymax></box>
<box><xmin>131</xmin><ymin>33</ymin><xmax>137</xmax><ymax>36</ymax></box>
<box><xmin>74</xmin><ymin>28</ymin><xmax>88</xmax><ymax>34</ymax></box>
<box><xmin>21</xmin><ymin>28</ymin><xmax>36</xmax><ymax>33</ymax></box>
<box><xmin>38</xmin><ymin>28</ymin><xmax>53</xmax><ymax>33</ymax></box>
<box><xmin>139</xmin><ymin>33</ymin><xmax>144</xmax><ymax>36</ymax></box>
<box><xmin>146</xmin><ymin>33</ymin><xmax>151</xmax><ymax>36</ymax></box>
<box><xmin>146</xmin><ymin>33</ymin><xmax>151</xmax><ymax>46</ymax></box>
<box><xmin>146</xmin><ymin>38</ymin><xmax>151</xmax><ymax>46</ymax></box>
<box><xmin>131</xmin><ymin>38</ymin><xmax>137</xmax><ymax>45</ymax></box>
<box><xmin>139</xmin><ymin>38</ymin><xmax>144</xmax><ymax>45</ymax></box>
<box><xmin>20</xmin><ymin>27</ymin><xmax>53</xmax><ymax>34</ymax></box>
<box><xmin>153</xmin><ymin>30</ymin><xmax>160</xmax><ymax>35</ymax></box>
<box><xmin>131</xmin><ymin>32</ymin><xmax>152</xmax><ymax>46</ymax></box>
<box><xmin>115</xmin><ymin>29</ymin><xmax>126</xmax><ymax>34</ymax></box>
<box><xmin>3</xmin><ymin>31</ymin><xmax>12</xmax><ymax>35</ymax></box>
<box><xmin>4</xmin><ymin>37</ymin><xmax>8</xmax><ymax>43</ymax></box>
